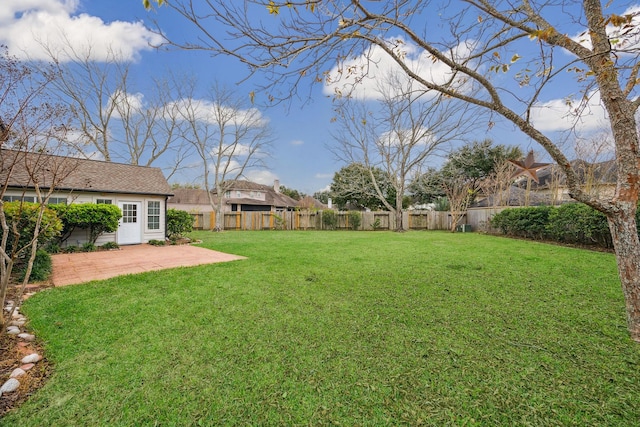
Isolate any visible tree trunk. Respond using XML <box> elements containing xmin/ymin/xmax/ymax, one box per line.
<box><xmin>608</xmin><ymin>207</ymin><xmax>640</xmax><ymax>342</ymax></box>
<box><xmin>395</xmin><ymin>191</ymin><xmax>404</xmax><ymax>231</ymax></box>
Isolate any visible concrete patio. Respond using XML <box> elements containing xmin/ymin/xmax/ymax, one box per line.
<box><xmin>51</xmin><ymin>244</ymin><xmax>246</xmax><ymax>286</ymax></box>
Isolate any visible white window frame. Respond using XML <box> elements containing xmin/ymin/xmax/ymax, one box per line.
<box><xmin>147</xmin><ymin>200</ymin><xmax>161</xmax><ymax>231</ymax></box>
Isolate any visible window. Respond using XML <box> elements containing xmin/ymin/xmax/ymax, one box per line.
<box><xmin>147</xmin><ymin>201</ymin><xmax>160</xmax><ymax>230</ymax></box>
<box><xmin>96</xmin><ymin>199</ymin><xmax>112</xmax><ymax>204</ymax></box>
<box><xmin>224</xmin><ymin>191</ymin><xmax>231</xmax><ymax>199</ymax></box>
<box><xmin>48</xmin><ymin>197</ymin><xmax>67</xmax><ymax>205</ymax></box>
<box><xmin>2</xmin><ymin>196</ymin><xmax>36</xmax><ymax>203</ymax></box>
<box><xmin>122</xmin><ymin>203</ymin><xmax>137</xmax><ymax>224</ymax></box>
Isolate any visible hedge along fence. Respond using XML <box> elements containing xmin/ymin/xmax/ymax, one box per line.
<box><xmin>189</xmin><ymin>210</ymin><xmax>452</xmax><ymax>231</ymax></box>
<box><xmin>489</xmin><ymin>203</ymin><xmax>640</xmax><ymax>249</ymax></box>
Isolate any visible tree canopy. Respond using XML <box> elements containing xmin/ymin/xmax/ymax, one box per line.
<box><xmin>330</xmin><ymin>163</ymin><xmax>396</xmax><ymax>210</ymax></box>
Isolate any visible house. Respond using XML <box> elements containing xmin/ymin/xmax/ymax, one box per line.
<box><xmin>527</xmin><ymin>159</ymin><xmax>616</xmax><ymax>203</ymax></box>
<box><xmin>0</xmin><ymin>149</ymin><xmax>173</xmax><ymax>245</ymax></box>
<box><xmin>473</xmin><ymin>159</ymin><xmax>617</xmax><ymax>208</ymax></box>
<box><xmin>168</xmin><ymin>180</ymin><xmax>300</xmax><ymax>213</ymax></box>
<box><xmin>297</xmin><ymin>195</ymin><xmax>328</xmax><ymax>210</ymax></box>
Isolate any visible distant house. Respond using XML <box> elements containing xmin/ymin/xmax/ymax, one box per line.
<box><xmin>526</xmin><ymin>159</ymin><xmax>616</xmax><ymax>203</ymax></box>
<box><xmin>168</xmin><ymin>180</ymin><xmax>300</xmax><ymax>213</ymax></box>
<box><xmin>474</xmin><ymin>159</ymin><xmax>617</xmax><ymax>207</ymax></box>
<box><xmin>1</xmin><ymin>149</ymin><xmax>173</xmax><ymax>245</ymax></box>
<box><xmin>298</xmin><ymin>195</ymin><xmax>328</xmax><ymax>210</ymax></box>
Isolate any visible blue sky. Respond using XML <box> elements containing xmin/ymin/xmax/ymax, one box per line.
<box><xmin>2</xmin><ymin>1</ymin><xmax>633</xmax><ymax>194</ymax></box>
<box><xmin>1</xmin><ymin>0</ymin><xmax>340</xmax><ymax>194</ymax></box>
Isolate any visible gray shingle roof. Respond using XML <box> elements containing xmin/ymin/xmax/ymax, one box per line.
<box><xmin>171</xmin><ymin>180</ymin><xmax>300</xmax><ymax>208</ymax></box>
<box><xmin>1</xmin><ymin>149</ymin><xmax>173</xmax><ymax>196</ymax></box>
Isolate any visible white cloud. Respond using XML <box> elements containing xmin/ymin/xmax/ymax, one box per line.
<box><xmin>290</xmin><ymin>139</ymin><xmax>304</xmax><ymax>146</ymax></box>
<box><xmin>529</xmin><ymin>90</ymin><xmax>608</xmax><ymax>132</ymax></box>
<box><xmin>0</xmin><ymin>0</ymin><xmax>163</xmax><ymax>62</ymax></box>
<box><xmin>170</xmin><ymin>98</ymin><xmax>268</xmax><ymax>127</ymax></box>
<box><xmin>323</xmin><ymin>37</ymin><xmax>473</xmax><ymax>100</ymax></box>
<box><xmin>245</xmin><ymin>169</ymin><xmax>278</xmax><ymax>185</ymax></box>
<box><xmin>109</xmin><ymin>91</ymin><xmax>146</xmax><ymax>118</ymax></box>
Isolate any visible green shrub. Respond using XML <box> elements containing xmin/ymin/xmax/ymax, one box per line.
<box><xmin>166</xmin><ymin>209</ymin><xmax>194</xmax><ymax>239</ymax></box>
<box><xmin>2</xmin><ymin>201</ymin><xmax>62</xmax><ymax>257</ymax></box>
<box><xmin>546</xmin><ymin>203</ymin><xmax>611</xmax><ymax>248</ymax></box>
<box><xmin>101</xmin><ymin>241</ymin><xmax>120</xmax><ymax>250</ymax></box>
<box><xmin>64</xmin><ymin>245</ymin><xmax>79</xmax><ymax>253</ymax></box>
<box><xmin>348</xmin><ymin>211</ymin><xmax>362</xmax><ymax>230</ymax></box>
<box><xmin>371</xmin><ymin>218</ymin><xmax>382</xmax><ymax>230</ymax></box>
<box><xmin>44</xmin><ymin>241</ymin><xmax>61</xmax><ymax>254</ymax></box>
<box><xmin>148</xmin><ymin>239</ymin><xmax>166</xmax><ymax>246</ymax></box>
<box><xmin>82</xmin><ymin>242</ymin><xmax>96</xmax><ymax>252</ymax></box>
<box><xmin>51</xmin><ymin>203</ymin><xmax>122</xmax><ymax>245</ymax></box>
<box><xmin>18</xmin><ymin>249</ymin><xmax>52</xmax><ymax>282</ymax></box>
<box><xmin>322</xmin><ymin>210</ymin><xmax>338</xmax><ymax>230</ymax></box>
<box><xmin>489</xmin><ymin>206</ymin><xmax>552</xmax><ymax>239</ymax></box>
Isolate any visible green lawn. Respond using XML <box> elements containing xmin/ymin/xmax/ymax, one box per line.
<box><xmin>3</xmin><ymin>231</ymin><xmax>640</xmax><ymax>426</ymax></box>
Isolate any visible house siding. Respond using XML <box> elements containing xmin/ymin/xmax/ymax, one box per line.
<box><xmin>4</xmin><ymin>189</ymin><xmax>167</xmax><ymax>246</ymax></box>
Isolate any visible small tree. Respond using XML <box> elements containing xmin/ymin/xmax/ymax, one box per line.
<box><xmin>166</xmin><ymin>208</ymin><xmax>194</xmax><ymax>240</ymax></box>
<box><xmin>0</xmin><ymin>47</ymin><xmax>75</xmax><ymax>330</ymax></box>
<box><xmin>442</xmin><ymin>176</ymin><xmax>473</xmax><ymax>232</ymax></box>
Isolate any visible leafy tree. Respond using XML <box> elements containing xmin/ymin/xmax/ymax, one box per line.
<box><xmin>441</xmin><ymin>140</ymin><xmax>523</xmax><ymax>207</ymax></box>
<box><xmin>330</xmin><ymin>163</ymin><xmax>396</xmax><ymax>210</ymax></box>
<box><xmin>312</xmin><ymin>190</ymin><xmax>330</xmax><ymax>205</ymax></box>
<box><xmin>442</xmin><ymin>140</ymin><xmax>522</xmax><ymax>188</ymax></box>
<box><xmin>408</xmin><ymin>168</ymin><xmax>447</xmax><ymax>205</ymax></box>
<box><xmin>410</xmin><ymin>141</ymin><xmax>521</xmax><ymax>208</ymax></box>
<box><xmin>279</xmin><ymin>185</ymin><xmax>305</xmax><ymax>201</ymax></box>
<box><xmin>159</xmin><ymin>0</ymin><xmax>640</xmax><ymax>340</ymax></box>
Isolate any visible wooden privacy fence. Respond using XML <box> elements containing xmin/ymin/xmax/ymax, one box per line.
<box><xmin>190</xmin><ymin>207</ymin><xmax>513</xmax><ymax>232</ymax></box>
<box><xmin>189</xmin><ymin>210</ymin><xmax>472</xmax><ymax>231</ymax></box>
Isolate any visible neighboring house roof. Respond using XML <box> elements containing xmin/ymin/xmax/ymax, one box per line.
<box><xmin>298</xmin><ymin>195</ymin><xmax>328</xmax><ymax>209</ymax></box>
<box><xmin>168</xmin><ymin>188</ymin><xmax>217</xmax><ymax>205</ymax></box>
<box><xmin>1</xmin><ymin>149</ymin><xmax>173</xmax><ymax>196</ymax></box>
<box><xmin>218</xmin><ymin>180</ymin><xmax>300</xmax><ymax>208</ymax></box>
<box><xmin>170</xmin><ymin>180</ymin><xmax>301</xmax><ymax>209</ymax></box>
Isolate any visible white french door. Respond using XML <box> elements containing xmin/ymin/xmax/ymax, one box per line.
<box><xmin>117</xmin><ymin>202</ymin><xmax>142</xmax><ymax>244</ymax></box>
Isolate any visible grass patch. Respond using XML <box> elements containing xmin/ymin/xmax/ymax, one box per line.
<box><xmin>4</xmin><ymin>231</ymin><xmax>640</xmax><ymax>426</ymax></box>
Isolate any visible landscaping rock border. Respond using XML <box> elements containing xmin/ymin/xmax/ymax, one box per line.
<box><xmin>1</xmin><ymin>292</ymin><xmax>44</xmax><ymax>400</ymax></box>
